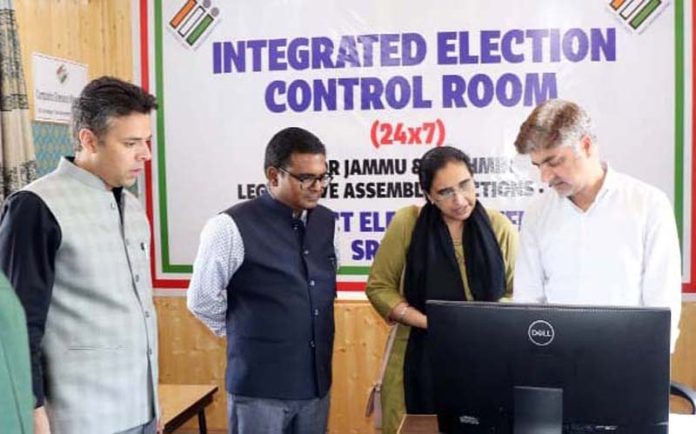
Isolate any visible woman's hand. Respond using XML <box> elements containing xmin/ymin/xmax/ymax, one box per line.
<box><xmin>389</xmin><ymin>302</ymin><xmax>428</xmax><ymax>329</ymax></box>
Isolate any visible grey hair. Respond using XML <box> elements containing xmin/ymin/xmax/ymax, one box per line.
<box><xmin>514</xmin><ymin>99</ymin><xmax>595</xmax><ymax>155</ymax></box>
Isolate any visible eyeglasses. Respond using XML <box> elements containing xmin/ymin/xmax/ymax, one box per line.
<box><xmin>432</xmin><ymin>180</ymin><xmax>474</xmax><ymax>202</ymax></box>
<box><xmin>277</xmin><ymin>167</ymin><xmax>333</xmax><ymax>189</ymax></box>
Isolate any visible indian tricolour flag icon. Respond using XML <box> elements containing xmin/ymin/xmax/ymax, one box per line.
<box><xmin>169</xmin><ymin>0</ymin><xmax>220</xmax><ymax>49</ymax></box>
<box><xmin>608</xmin><ymin>0</ymin><xmax>670</xmax><ymax>32</ymax></box>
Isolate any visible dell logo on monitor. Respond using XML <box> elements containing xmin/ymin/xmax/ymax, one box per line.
<box><xmin>528</xmin><ymin>320</ymin><xmax>555</xmax><ymax>346</ymax></box>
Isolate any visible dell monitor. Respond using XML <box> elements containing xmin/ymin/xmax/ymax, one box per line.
<box><xmin>427</xmin><ymin>301</ymin><xmax>671</xmax><ymax>434</ymax></box>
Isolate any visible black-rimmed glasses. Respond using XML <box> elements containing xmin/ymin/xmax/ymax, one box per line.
<box><xmin>277</xmin><ymin>167</ymin><xmax>333</xmax><ymax>189</ymax></box>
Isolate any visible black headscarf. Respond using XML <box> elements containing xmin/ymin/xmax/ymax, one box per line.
<box><xmin>402</xmin><ymin>200</ymin><xmax>506</xmax><ymax>413</ymax></box>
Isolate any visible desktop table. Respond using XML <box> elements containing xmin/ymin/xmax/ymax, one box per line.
<box><xmin>159</xmin><ymin>384</ymin><xmax>218</xmax><ymax>434</ymax></box>
<box><xmin>397</xmin><ymin>414</ymin><xmax>696</xmax><ymax>433</ymax></box>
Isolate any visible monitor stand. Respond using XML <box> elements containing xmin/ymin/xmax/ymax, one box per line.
<box><xmin>514</xmin><ymin>386</ymin><xmax>563</xmax><ymax>434</ymax></box>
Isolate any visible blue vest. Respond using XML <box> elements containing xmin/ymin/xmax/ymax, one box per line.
<box><xmin>225</xmin><ymin>193</ymin><xmax>336</xmax><ymax>399</ymax></box>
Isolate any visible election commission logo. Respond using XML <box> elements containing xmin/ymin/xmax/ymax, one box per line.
<box><xmin>528</xmin><ymin>320</ymin><xmax>555</xmax><ymax>346</ymax></box>
<box><xmin>607</xmin><ymin>0</ymin><xmax>669</xmax><ymax>33</ymax></box>
<box><xmin>169</xmin><ymin>0</ymin><xmax>220</xmax><ymax>49</ymax></box>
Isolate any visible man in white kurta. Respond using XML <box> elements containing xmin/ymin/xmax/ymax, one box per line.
<box><xmin>513</xmin><ymin>99</ymin><xmax>681</xmax><ymax>351</ymax></box>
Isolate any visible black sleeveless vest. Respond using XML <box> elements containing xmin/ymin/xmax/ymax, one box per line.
<box><xmin>224</xmin><ymin>193</ymin><xmax>336</xmax><ymax>399</ymax></box>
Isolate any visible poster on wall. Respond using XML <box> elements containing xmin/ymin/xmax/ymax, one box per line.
<box><xmin>32</xmin><ymin>53</ymin><xmax>88</xmax><ymax>124</ymax></box>
<box><xmin>137</xmin><ymin>0</ymin><xmax>694</xmax><ymax>296</ymax></box>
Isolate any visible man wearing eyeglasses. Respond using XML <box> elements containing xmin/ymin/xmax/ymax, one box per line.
<box><xmin>512</xmin><ymin>99</ymin><xmax>682</xmax><ymax>352</ymax></box>
<box><xmin>187</xmin><ymin>127</ymin><xmax>337</xmax><ymax>434</ymax></box>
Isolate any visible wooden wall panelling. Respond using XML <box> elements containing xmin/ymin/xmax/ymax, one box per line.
<box><xmin>329</xmin><ymin>301</ymin><xmax>388</xmax><ymax>433</ymax></box>
<box><xmin>100</xmin><ymin>0</ymin><xmax>132</xmax><ymax>80</ymax></box>
<box><xmin>155</xmin><ymin>297</ymin><xmax>228</xmax><ymax>432</ymax></box>
<box><xmin>15</xmin><ymin>0</ymin><xmax>133</xmax><ymax>119</ymax></box>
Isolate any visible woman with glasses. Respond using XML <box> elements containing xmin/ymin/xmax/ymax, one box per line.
<box><xmin>365</xmin><ymin>146</ymin><xmax>518</xmax><ymax>434</ymax></box>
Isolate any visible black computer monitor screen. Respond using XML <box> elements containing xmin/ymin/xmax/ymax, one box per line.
<box><xmin>427</xmin><ymin>301</ymin><xmax>671</xmax><ymax>434</ymax></box>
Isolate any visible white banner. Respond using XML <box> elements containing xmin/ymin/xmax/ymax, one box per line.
<box><xmin>141</xmin><ymin>0</ymin><xmax>692</xmax><ymax>293</ymax></box>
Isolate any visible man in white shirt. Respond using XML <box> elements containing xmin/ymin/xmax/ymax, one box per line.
<box><xmin>513</xmin><ymin>99</ymin><xmax>682</xmax><ymax>351</ymax></box>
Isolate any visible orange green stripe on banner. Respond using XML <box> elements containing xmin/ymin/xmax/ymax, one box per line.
<box><xmin>186</xmin><ymin>11</ymin><xmax>215</xmax><ymax>46</ymax></box>
<box><xmin>630</xmin><ymin>0</ymin><xmax>662</xmax><ymax>29</ymax></box>
<box><xmin>178</xmin><ymin>6</ymin><xmax>205</xmax><ymax>38</ymax></box>
<box><xmin>169</xmin><ymin>0</ymin><xmax>196</xmax><ymax>28</ymax></box>
<box><xmin>621</xmin><ymin>0</ymin><xmax>646</xmax><ymax>19</ymax></box>
<box><xmin>610</xmin><ymin>0</ymin><xmax>627</xmax><ymax>10</ymax></box>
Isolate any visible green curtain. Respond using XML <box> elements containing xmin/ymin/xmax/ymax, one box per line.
<box><xmin>0</xmin><ymin>0</ymin><xmax>36</xmax><ymax>203</ymax></box>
